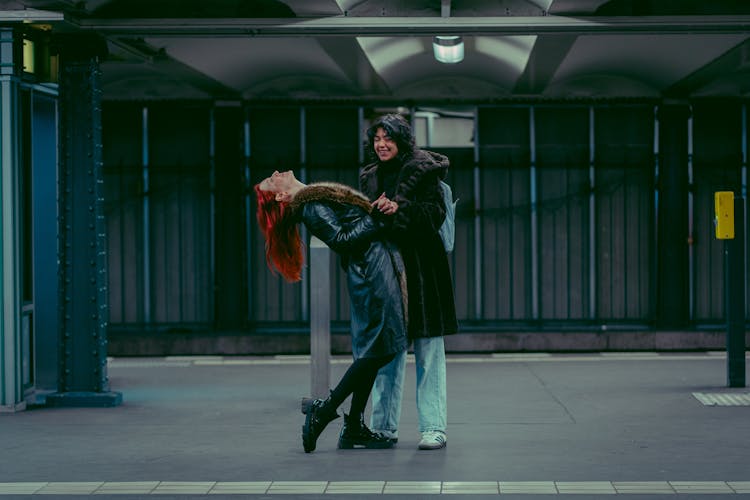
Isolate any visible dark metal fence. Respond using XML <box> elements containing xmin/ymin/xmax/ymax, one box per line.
<box><xmin>102</xmin><ymin>102</ymin><xmax>748</xmax><ymax>334</ymax></box>
<box><xmin>103</xmin><ymin>103</ymin><xmax>212</xmax><ymax>327</ymax></box>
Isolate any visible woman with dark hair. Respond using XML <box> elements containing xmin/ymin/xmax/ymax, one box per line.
<box><xmin>360</xmin><ymin>113</ymin><xmax>458</xmax><ymax>450</ymax></box>
<box><xmin>255</xmin><ymin>170</ymin><xmax>408</xmax><ymax>453</ymax></box>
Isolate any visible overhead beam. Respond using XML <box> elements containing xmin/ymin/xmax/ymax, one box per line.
<box><xmin>71</xmin><ymin>16</ymin><xmax>750</xmax><ymax>37</ymax></box>
<box><xmin>441</xmin><ymin>0</ymin><xmax>451</xmax><ymax>18</ymax></box>
<box><xmin>514</xmin><ymin>35</ymin><xmax>578</xmax><ymax>94</ymax></box>
<box><xmin>283</xmin><ymin>0</ymin><xmax>344</xmax><ymax>16</ymax></box>
<box><xmin>0</xmin><ymin>9</ymin><xmax>64</xmax><ymax>22</ymax></box>
<box><xmin>108</xmin><ymin>38</ymin><xmax>241</xmax><ymax>99</ymax></box>
<box><xmin>663</xmin><ymin>36</ymin><xmax>750</xmax><ymax>97</ymax></box>
<box><xmin>316</xmin><ymin>38</ymin><xmax>391</xmax><ymax>96</ymax></box>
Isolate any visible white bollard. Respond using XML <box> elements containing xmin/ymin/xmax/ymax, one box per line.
<box><xmin>308</xmin><ymin>236</ymin><xmax>331</xmax><ymax>399</ymax></box>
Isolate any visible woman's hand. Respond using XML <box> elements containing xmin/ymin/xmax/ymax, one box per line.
<box><xmin>373</xmin><ymin>193</ymin><xmax>399</xmax><ymax>215</ymax></box>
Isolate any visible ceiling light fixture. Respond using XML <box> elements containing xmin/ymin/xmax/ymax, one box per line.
<box><xmin>433</xmin><ymin>35</ymin><xmax>464</xmax><ymax>64</ymax></box>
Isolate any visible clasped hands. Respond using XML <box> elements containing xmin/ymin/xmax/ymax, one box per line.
<box><xmin>372</xmin><ymin>192</ymin><xmax>398</xmax><ymax>215</ymax></box>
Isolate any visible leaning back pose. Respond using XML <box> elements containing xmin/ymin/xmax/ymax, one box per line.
<box><xmin>255</xmin><ymin>170</ymin><xmax>408</xmax><ymax>452</ymax></box>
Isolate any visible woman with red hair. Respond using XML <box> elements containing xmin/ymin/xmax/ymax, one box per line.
<box><xmin>255</xmin><ymin>170</ymin><xmax>407</xmax><ymax>453</ymax></box>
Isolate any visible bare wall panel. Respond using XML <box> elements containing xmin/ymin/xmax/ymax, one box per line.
<box><xmin>478</xmin><ymin>107</ymin><xmax>532</xmax><ymax>321</ymax></box>
<box><xmin>103</xmin><ymin>103</ymin><xmax>144</xmax><ymax>324</ymax></box>
<box><xmin>595</xmin><ymin>106</ymin><xmax>654</xmax><ymax>322</ymax></box>
<box><xmin>248</xmin><ymin>107</ymin><xmax>302</xmax><ymax>322</ymax></box>
<box><xmin>148</xmin><ymin>104</ymin><xmax>212</xmax><ymax>324</ymax></box>
<box><xmin>535</xmin><ymin>107</ymin><xmax>590</xmax><ymax>321</ymax></box>
<box><xmin>692</xmin><ymin>102</ymin><xmax>743</xmax><ymax>323</ymax></box>
<box><xmin>305</xmin><ymin>107</ymin><xmax>360</xmax><ymax>324</ymax></box>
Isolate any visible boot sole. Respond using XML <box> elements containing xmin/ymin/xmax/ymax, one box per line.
<box><xmin>302</xmin><ymin>422</ymin><xmax>315</xmax><ymax>453</ymax></box>
<box><xmin>338</xmin><ymin>439</ymin><xmax>394</xmax><ymax>449</ymax></box>
<box><xmin>302</xmin><ymin>412</ymin><xmax>319</xmax><ymax>453</ymax></box>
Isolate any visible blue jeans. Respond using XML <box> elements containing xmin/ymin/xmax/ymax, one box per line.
<box><xmin>369</xmin><ymin>336</ymin><xmax>447</xmax><ymax>435</ymax></box>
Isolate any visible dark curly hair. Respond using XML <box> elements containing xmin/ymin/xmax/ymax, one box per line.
<box><xmin>366</xmin><ymin>113</ymin><xmax>415</xmax><ymax>162</ymax></box>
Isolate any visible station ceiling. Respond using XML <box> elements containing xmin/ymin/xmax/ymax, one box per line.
<box><xmin>6</xmin><ymin>0</ymin><xmax>750</xmax><ymax>102</ymax></box>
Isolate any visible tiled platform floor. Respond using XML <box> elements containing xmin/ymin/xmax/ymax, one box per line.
<box><xmin>1</xmin><ymin>480</ymin><xmax>749</xmax><ymax>495</ymax></box>
<box><xmin>3</xmin><ymin>353</ymin><xmax>749</xmax><ymax>499</ymax></box>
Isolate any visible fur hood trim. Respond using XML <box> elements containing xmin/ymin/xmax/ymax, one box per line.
<box><xmin>288</xmin><ymin>182</ymin><xmax>373</xmax><ymax>218</ymax></box>
<box><xmin>408</xmin><ymin>149</ymin><xmax>449</xmax><ymax>178</ymax></box>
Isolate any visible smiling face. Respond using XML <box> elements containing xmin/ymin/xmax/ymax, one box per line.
<box><xmin>372</xmin><ymin>127</ymin><xmax>399</xmax><ymax>162</ymax></box>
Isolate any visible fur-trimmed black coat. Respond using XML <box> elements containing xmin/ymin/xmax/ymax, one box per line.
<box><xmin>288</xmin><ymin>182</ymin><xmax>408</xmax><ymax>359</ymax></box>
<box><xmin>360</xmin><ymin>150</ymin><xmax>459</xmax><ymax>339</ymax></box>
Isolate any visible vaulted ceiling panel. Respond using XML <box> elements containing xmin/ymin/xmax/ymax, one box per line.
<box><xmin>145</xmin><ymin>37</ymin><xmax>353</xmax><ymax>97</ymax></box>
<box><xmin>358</xmin><ymin>35</ymin><xmax>535</xmax><ymax>99</ymax></box>
<box><xmin>548</xmin><ymin>34</ymin><xmax>750</xmax><ymax>97</ymax></box>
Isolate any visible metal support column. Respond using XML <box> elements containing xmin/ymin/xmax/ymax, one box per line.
<box><xmin>742</xmin><ymin>105</ymin><xmax>748</xmax><ymax>316</ymax></box>
<box><xmin>244</xmin><ymin>110</ymin><xmax>252</xmax><ymax>322</ymax></box>
<box><xmin>656</xmin><ymin>104</ymin><xmax>690</xmax><ymax>328</ymax></box>
<box><xmin>687</xmin><ymin>109</ymin><xmax>695</xmax><ymax>321</ymax></box>
<box><xmin>300</xmin><ymin>107</ymin><xmax>309</xmax><ymax>320</ymax></box>
<box><xmin>588</xmin><ymin>106</ymin><xmax>597</xmax><ymax>319</ymax></box>
<box><xmin>473</xmin><ymin>107</ymin><xmax>482</xmax><ymax>319</ymax></box>
<box><xmin>30</xmin><ymin>87</ymin><xmax>61</xmax><ymax>399</ymax></box>
<box><xmin>653</xmin><ymin>106</ymin><xmax>660</xmax><ymax>322</ymax></box>
<box><xmin>209</xmin><ymin>108</ymin><xmax>216</xmax><ymax>324</ymax></box>
<box><xmin>46</xmin><ymin>35</ymin><xmax>121</xmax><ymax>407</ymax></box>
<box><xmin>0</xmin><ymin>28</ymin><xmax>24</xmax><ymax>412</ymax></box>
<box><xmin>141</xmin><ymin>106</ymin><xmax>151</xmax><ymax>324</ymax></box>
<box><xmin>725</xmin><ymin>196</ymin><xmax>746</xmax><ymax>388</ymax></box>
<box><xmin>529</xmin><ymin>106</ymin><xmax>539</xmax><ymax>320</ymax></box>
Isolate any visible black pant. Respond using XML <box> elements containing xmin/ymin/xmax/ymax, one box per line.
<box><xmin>327</xmin><ymin>353</ymin><xmax>397</xmax><ymax>418</ymax></box>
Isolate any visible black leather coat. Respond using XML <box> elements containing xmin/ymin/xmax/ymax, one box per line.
<box><xmin>289</xmin><ymin>183</ymin><xmax>408</xmax><ymax>359</ymax></box>
<box><xmin>360</xmin><ymin>149</ymin><xmax>459</xmax><ymax>339</ymax></box>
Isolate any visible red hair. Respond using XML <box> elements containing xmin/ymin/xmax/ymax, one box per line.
<box><xmin>254</xmin><ymin>183</ymin><xmax>304</xmax><ymax>282</ymax></box>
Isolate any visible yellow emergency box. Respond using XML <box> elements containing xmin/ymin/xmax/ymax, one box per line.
<box><xmin>714</xmin><ymin>191</ymin><xmax>735</xmax><ymax>239</ymax></box>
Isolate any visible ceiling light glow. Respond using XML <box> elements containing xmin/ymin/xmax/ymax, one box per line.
<box><xmin>433</xmin><ymin>36</ymin><xmax>464</xmax><ymax>64</ymax></box>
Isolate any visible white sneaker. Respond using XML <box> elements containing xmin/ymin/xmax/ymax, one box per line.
<box><xmin>374</xmin><ymin>430</ymin><xmax>398</xmax><ymax>443</ymax></box>
<box><xmin>418</xmin><ymin>431</ymin><xmax>447</xmax><ymax>450</ymax></box>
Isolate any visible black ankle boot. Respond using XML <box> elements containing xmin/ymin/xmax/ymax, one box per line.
<box><xmin>301</xmin><ymin>397</ymin><xmax>339</xmax><ymax>453</ymax></box>
<box><xmin>337</xmin><ymin>413</ymin><xmax>394</xmax><ymax>449</ymax></box>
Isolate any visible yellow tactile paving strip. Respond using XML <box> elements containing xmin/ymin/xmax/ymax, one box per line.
<box><xmin>692</xmin><ymin>392</ymin><xmax>750</xmax><ymax>406</ymax></box>
<box><xmin>1</xmin><ymin>481</ymin><xmax>749</xmax><ymax>495</ymax></box>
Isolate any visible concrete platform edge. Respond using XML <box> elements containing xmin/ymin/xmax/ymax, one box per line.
<box><xmin>107</xmin><ymin>330</ymin><xmax>750</xmax><ymax>357</ymax></box>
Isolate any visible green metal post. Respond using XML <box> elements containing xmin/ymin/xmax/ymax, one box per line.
<box><xmin>0</xmin><ymin>28</ymin><xmax>25</xmax><ymax>412</ymax></box>
<box><xmin>45</xmin><ymin>34</ymin><xmax>121</xmax><ymax>407</ymax></box>
<box><xmin>726</xmin><ymin>196</ymin><xmax>746</xmax><ymax>388</ymax></box>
